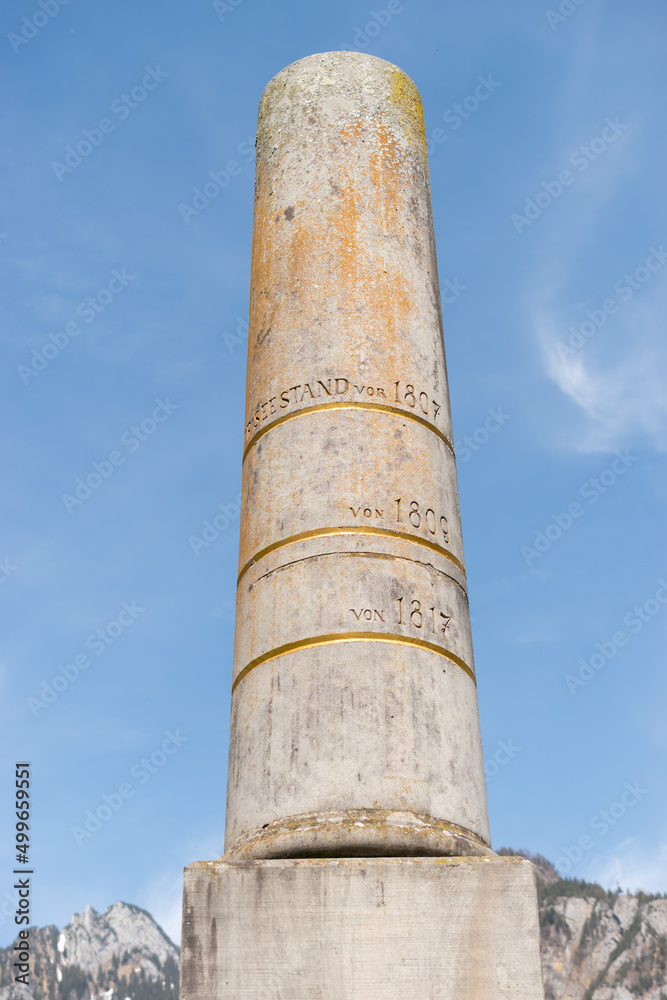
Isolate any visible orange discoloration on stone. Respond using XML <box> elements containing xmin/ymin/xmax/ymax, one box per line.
<box><xmin>367</xmin><ymin>120</ymin><xmax>402</xmax><ymax>236</ymax></box>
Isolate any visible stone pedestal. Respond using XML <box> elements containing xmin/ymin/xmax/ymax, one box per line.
<box><xmin>181</xmin><ymin>856</ymin><xmax>544</xmax><ymax>999</ymax></box>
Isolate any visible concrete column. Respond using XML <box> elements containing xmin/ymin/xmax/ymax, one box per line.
<box><xmin>225</xmin><ymin>51</ymin><xmax>490</xmax><ymax>860</ymax></box>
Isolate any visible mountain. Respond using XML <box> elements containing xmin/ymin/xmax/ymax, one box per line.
<box><xmin>0</xmin><ymin>902</ymin><xmax>178</xmax><ymax>1000</ymax></box>
<box><xmin>499</xmin><ymin>849</ymin><xmax>667</xmax><ymax>999</ymax></box>
<box><xmin>1</xmin><ymin>857</ymin><xmax>666</xmax><ymax>999</ymax></box>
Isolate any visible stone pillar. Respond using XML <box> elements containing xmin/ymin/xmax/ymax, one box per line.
<box><xmin>226</xmin><ymin>50</ymin><xmax>490</xmax><ymax>861</ymax></box>
<box><xmin>180</xmin><ymin>51</ymin><xmax>545</xmax><ymax>1000</ymax></box>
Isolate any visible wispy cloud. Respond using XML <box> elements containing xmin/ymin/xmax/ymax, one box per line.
<box><xmin>584</xmin><ymin>837</ymin><xmax>667</xmax><ymax>895</ymax></box>
<box><xmin>139</xmin><ymin>835</ymin><xmax>223</xmax><ymax>944</ymax></box>
<box><xmin>534</xmin><ymin>278</ymin><xmax>667</xmax><ymax>453</ymax></box>
<box><xmin>518</xmin><ymin>54</ymin><xmax>667</xmax><ymax>452</ymax></box>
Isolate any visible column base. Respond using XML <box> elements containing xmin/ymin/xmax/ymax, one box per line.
<box><xmin>223</xmin><ymin>808</ymin><xmax>493</xmax><ymax>859</ymax></box>
<box><xmin>180</xmin><ymin>855</ymin><xmax>544</xmax><ymax>999</ymax></box>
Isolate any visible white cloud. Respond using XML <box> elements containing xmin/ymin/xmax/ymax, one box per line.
<box><xmin>518</xmin><ymin>26</ymin><xmax>667</xmax><ymax>454</ymax></box>
<box><xmin>540</xmin><ymin>320</ymin><xmax>667</xmax><ymax>453</ymax></box>
<box><xmin>139</xmin><ymin>870</ymin><xmax>183</xmax><ymax>946</ymax></box>
<box><xmin>528</xmin><ymin>232</ymin><xmax>667</xmax><ymax>453</ymax></box>
<box><xmin>584</xmin><ymin>838</ymin><xmax>667</xmax><ymax>895</ymax></box>
<box><xmin>138</xmin><ymin>835</ymin><xmax>224</xmax><ymax>945</ymax></box>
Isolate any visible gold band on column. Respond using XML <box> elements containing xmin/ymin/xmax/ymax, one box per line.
<box><xmin>232</xmin><ymin>631</ymin><xmax>476</xmax><ymax>694</ymax></box>
<box><xmin>237</xmin><ymin>525</ymin><xmax>466</xmax><ymax>584</ymax></box>
<box><xmin>243</xmin><ymin>399</ymin><xmax>456</xmax><ymax>462</ymax></box>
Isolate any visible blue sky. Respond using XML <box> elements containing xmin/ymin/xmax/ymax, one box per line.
<box><xmin>1</xmin><ymin>0</ymin><xmax>666</xmax><ymax>946</ymax></box>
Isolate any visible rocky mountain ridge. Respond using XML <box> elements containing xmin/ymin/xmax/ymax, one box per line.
<box><xmin>500</xmin><ymin>849</ymin><xmax>667</xmax><ymax>1000</ymax></box>
<box><xmin>0</xmin><ymin>901</ymin><xmax>178</xmax><ymax>1000</ymax></box>
<box><xmin>1</xmin><ymin>856</ymin><xmax>666</xmax><ymax>1000</ymax></box>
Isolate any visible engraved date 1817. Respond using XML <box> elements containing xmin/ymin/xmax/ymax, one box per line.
<box><xmin>395</xmin><ymin>597</ymin><xmax>452</xmax><ymax>635</ymax></box>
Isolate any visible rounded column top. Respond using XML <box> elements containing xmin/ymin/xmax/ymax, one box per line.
<box><xmin>258</xmin><ymin>50</ymin><xmax>427</xmax><ymax>162</ymax></box>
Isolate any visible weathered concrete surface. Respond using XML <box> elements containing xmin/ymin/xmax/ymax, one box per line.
<box><xmin>181</xmin><ymin>856</ymin><xmax>545</xmax><ymax>999</ymax></box>
<box><xmin>226</xmin><ymin>50</ymin><xmax>490</xmax><ymax>859</ymax></box>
